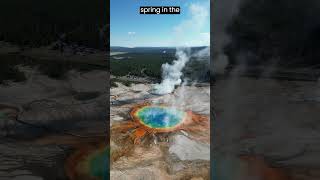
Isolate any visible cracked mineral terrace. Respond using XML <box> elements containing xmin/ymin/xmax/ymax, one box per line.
<box><xmin>0</xmin><ymin>68</ymin><xmax>108</xmax><ymax>180</ymax></box>
<box><xmin>110</xmin><ymin>82</ymin><xmax>210</xmax><ymax>180</ymax></box>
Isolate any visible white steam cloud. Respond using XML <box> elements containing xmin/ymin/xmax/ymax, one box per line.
<box><xmin>152</xmin><ymin>2</ymin><xmax>209</xmax><ymax>95</ymax></box>
<box><xmin>153</xmin><ymin>48</ymin><xmax>191</xmax><ymax>94</ymax></box>
<box><xmin>153</xmin><ymin>46</ymin><xmax>210</xmax><ymax>95</ymax></box>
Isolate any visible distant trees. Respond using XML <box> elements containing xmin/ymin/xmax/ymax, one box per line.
<box><xmin>225</xmin><ymin>0</ymin><xmax>320</xmax><ymax>67</ymax></box>
<box><xmin>0</xmin><ymin>0</ymin><xmax>107</xmax><ymax>49</ymax></box>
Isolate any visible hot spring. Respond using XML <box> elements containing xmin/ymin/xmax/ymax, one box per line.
<box><xmin>132</xmin><ymin>105</ymin><xmax>187</xmax><ymax>131</ymax></box>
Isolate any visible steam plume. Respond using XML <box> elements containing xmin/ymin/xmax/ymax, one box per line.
<box><xmin>153</xmin><ymin>48</ymin><xmax>190</xmax><ymax>95</ymax></box>
<box><xmin>152</xmin><ymin>2</ymin><xmax>209</xmax><ymax>95</ymax></box>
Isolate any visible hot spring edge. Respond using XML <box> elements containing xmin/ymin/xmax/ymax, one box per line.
<box><xmin>132</xmin><ymin>106</ymin><xmax>187</xmax><ymax>130</ymax></box>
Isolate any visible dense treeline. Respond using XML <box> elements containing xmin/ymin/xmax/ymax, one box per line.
<box><xmin>111</xmin><ymin>52</ymin><xmax>210</xmax><ymax>82</ymax></box>
<box><xmin>225</xmin><ymin>0</ymin><xmax>320</xmax><ymax>67</ymax></box>
<box><xmin>0</xmin><ymin>0</ymin><xmax>107</xmax><ymax>49</ymax></box>
<box><xmin>110</xmin><ymin>53</ymin><xmax>174</xmax><ymax>79</ymax></box>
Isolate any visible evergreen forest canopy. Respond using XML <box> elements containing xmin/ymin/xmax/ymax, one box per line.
<box><xmin>0</xmin><ymin>0</ymin><xmax>107</xmax><ymax>49</ymax></box>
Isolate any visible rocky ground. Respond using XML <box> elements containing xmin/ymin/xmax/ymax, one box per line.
<box><xmin>110</xmin><ymin>83</ymin><xmax>210</xmax><ymax>180</ymax></box>
<box><xmin>0</xmin><ymin>68</ymin><xmax>108</xmax><ymax>180</ymax></box>
<box><xmin>110</xmin><ymin>73</ymin><xmax>320</xmax><ymax>180</ymax></box>
<box><xmin>213</xmin><ymin>75</ymin><xmax>320</xmax><ymax>180</ymax></box>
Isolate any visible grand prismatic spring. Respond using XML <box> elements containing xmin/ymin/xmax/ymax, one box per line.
<box><xmin>133</xmin><ymin>106</ymin><xmax>187</xmax><ymax>131</ymax></box>
<box><xmin>65</xmin><ymin>101</ymin><xmax>290</xmax><ymax>180</ymax></box>
<box><xmin>66</xmin><ymin>103</ymin><xmax>210</xmax><ymax>180</ymax></box>
<box><xmin>111</xmin><ymin>103</ymin><xmax>210</xmax><ymax>145</ymax></box>
<box><xmin>109</xmin><ymin>103</ymin><xmax>210</xmax><ymax>171</ymax></box>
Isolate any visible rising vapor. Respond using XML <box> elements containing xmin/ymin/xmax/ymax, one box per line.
<box><xmin>152</xmin><ymin>2</ymin><xmax>209</xmax><ymax>95</ymax></box>
<box><xmin>153</xmin><ymin>48</ymin><xmax>190</xmax><ymax>95</ymax></box>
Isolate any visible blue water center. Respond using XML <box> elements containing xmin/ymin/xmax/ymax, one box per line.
<box><xmin>136</xmin><ymin>106</ymin><xmax>186</xmax><ymax>129</ymax></box>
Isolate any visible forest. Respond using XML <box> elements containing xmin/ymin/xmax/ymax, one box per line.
<box><xmin>0</xmin><ymin>0</ymin><xmax>107</xmax><ymax>49</ymax></box>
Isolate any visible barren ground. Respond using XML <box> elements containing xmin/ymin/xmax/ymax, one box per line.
<box><xmin>213</xmin><ymin>76</ymin><xmax>320</xmax><ymax>180</ymax></box>
<box><xmin>110</xmin><ymin>83</ymin><xmax>210</xmax><ymax>180</ymax></box>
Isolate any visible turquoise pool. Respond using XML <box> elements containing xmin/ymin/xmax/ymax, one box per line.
<box><xmin>135</xmin><ymin>106</ymin><xmax>186</xmax><ymax>129</ymax></box>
